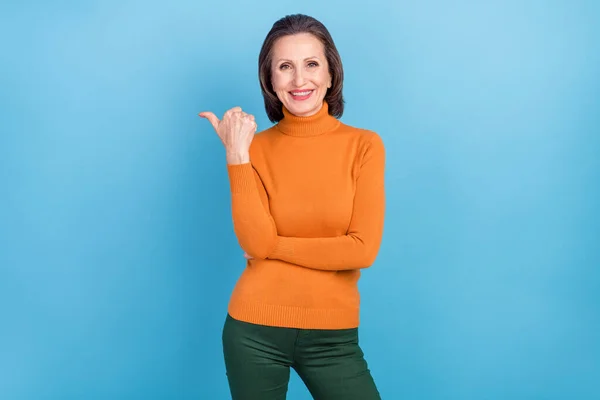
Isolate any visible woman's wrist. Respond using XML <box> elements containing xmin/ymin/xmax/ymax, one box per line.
<box><xmin>226</xmin><ymin>150</ymin><xmax>250</xmax><ymax>165</ymax></box>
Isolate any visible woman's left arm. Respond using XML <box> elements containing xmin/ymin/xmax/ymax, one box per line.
<box><xmin>267</xmin><ymin>133</ymin><xmax>386</xmax><ymax>271</ymax></box>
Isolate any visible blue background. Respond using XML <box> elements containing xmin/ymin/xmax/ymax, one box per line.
<box><xmin>1</xmin><ymin>0</ymin><xmax>599</xmax><ymax>399</ymax></box>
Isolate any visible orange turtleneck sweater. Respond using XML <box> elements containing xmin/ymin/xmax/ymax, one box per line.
<box><xmin>225</xmin><ymin>101</ymin><xmax>385</xmax><ymax>329</ymax></box>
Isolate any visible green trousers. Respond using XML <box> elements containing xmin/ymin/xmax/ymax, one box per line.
<box><xmin>222</xmin><ymin>314</ymin><xmax>381</xmax><ymax>400</ymax></box>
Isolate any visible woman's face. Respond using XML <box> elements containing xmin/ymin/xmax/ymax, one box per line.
<box><xmin>270</xmin><ymin>33</ymin><xmax>332</xmax><ymax>117</ymax></box>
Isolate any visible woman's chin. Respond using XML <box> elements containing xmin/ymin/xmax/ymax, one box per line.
<box><xmin>285</xmin><ymin>100</ymin><xmax>321</xmax><ymax>117</ymax></box>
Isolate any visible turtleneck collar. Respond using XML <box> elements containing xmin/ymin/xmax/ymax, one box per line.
<box><xmin>275</xmin><ymin>101</ymin><xmax>340</xmax><ymax>137</ymax></box>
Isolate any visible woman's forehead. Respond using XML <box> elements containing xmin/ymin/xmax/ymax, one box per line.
<box><xmin>272</xmin><ymin>34</ymin><xmax>325</xmax><ymax>58</ymax></box>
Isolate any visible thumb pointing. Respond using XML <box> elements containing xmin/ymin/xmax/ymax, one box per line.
<box><xmin>198</xmin><ymin>111</ymin><xmax>220</xmax><ymax>131</ymax></box>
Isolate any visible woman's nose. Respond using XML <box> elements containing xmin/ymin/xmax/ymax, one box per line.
<box><xmin>293</xmin><ymin>70</ymin><xmax>305</xmax><ymax>86</ymax></box>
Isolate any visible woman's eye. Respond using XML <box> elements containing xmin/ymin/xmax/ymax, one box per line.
<box><xmin>279</xmin><ymin>64</ymin><xmax>290</xmax><ymax>70</ymax></box>
<box><xmin>308</xmin><ymin>61</ymin><xmax>319</xmax><ymax>67</ymax></box>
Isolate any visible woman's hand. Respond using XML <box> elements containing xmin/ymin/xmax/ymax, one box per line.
<box><xmin>198</xmin><ymin>106</ymin><xmax>257</xmax><ymax>164</ymax></box>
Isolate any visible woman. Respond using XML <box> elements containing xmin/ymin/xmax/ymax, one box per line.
<box><xmin>199</xmin><ymin>14</ymin><xmax>385</xmax><ymax>400</ymax></box>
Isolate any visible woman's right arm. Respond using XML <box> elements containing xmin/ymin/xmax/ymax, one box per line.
<box><xmin>227</xmin><ymin>162</ymin><xmax>278</xmax><ymax>259</ymax></box>
<box><xmin>199</xmin><ymin>106</ymin><xmax>277</xmax><ymax>259</ymax></box>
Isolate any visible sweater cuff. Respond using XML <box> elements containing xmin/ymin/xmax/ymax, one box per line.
<box><xmin>227</xmin><ymin>162</ymin><xmax>255</xmax><ymax>195</ymax></box>
<box><xmin>268</xmin><ymin>236</ymin><xmax>295</xmax><ymax>260</ymax></box>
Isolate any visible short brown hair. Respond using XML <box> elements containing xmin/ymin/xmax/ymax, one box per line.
<box><xmin>258</xmin><ymin>14</ymin><xmax>345</xmax><ymax>123</ymax></box>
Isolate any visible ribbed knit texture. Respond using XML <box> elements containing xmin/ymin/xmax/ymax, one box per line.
<box><xmin>226</xmin><ymin>101</ymin><xmax>385</xmax><ymax>329</ymax></box>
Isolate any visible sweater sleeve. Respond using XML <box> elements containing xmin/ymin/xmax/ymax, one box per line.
<box><xmin>267</xmin><ymin>133</ymin><xmax>386</xmax><ymax>271</ymax></box>
<box><xmin>227</xmin><ymin>162</ymin><xmax>278</xmax><ymax>259</ymax></box>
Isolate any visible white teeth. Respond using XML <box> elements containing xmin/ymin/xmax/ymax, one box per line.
<box><xmin>291</xmin><ymin>90</ymin><xmax>312</xmax><ymax>96</ymax></box>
